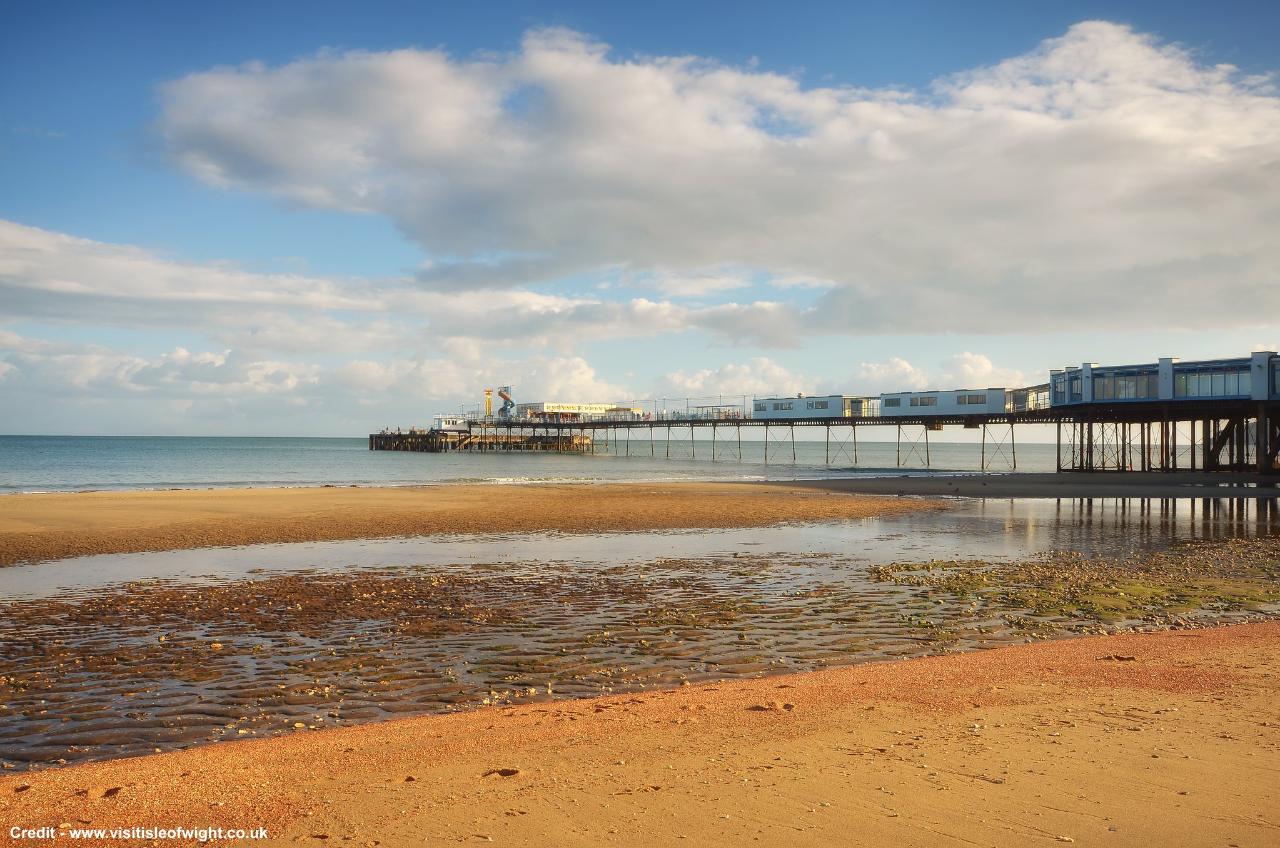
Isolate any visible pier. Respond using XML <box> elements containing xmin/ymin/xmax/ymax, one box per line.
<box><xmin>370</xmin><ymin>351</ymin><xmax>1280</xmax><ymax>475</ymax></box>
<box><xmin>371</xmin><ymin>398</ymin><xmax>1278</xmax><ymax>475</ymax></box>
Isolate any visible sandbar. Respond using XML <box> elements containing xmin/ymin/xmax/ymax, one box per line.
<box><xmin>0</xmin><ymin>483</ymin><xmax>940</xmax><ymax>566</ymax></box>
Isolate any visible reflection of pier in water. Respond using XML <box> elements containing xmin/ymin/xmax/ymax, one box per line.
<box><xmin>1043</xmin><ymin>497</ymin><xmax>1280</xmax><ymax>549</ymax></box>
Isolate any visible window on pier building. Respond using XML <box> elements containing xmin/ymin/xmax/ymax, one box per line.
<box><xmin>882</xmin><ymin>398</ymin><xmax>901</xmax><ymax>408</ymax></box>
<box><xmin>772</xmin><ymin>401</ymin><xmax>793</xmax><ymax>411</ymax></box>
<box><xmin>909</xmin><ymin>396</ymin><xmax>937</xmax><ymax>407</ymax></box>
<box><xmin>1274</xmin><ymin>361</ymin><xmax>1280</xmax><ymax>397</ymax></box>
<box><xmin>753</xmin><ymin>402</ymin><xmax>766</xmax><ymax>412</ymax></box>
<box><xmin>808</xmin><ymin>400</ymin><xmax>829</xmax><ymax>410</ymax></box>
<box><xmin>1174</xmin><ymin>367</ymin><xmax>1250</xmax><ymax>398</ymax></box>
<box><xmin>1051</xmin><ymin>375</ymin><xmax>1068</xmax><ymax>405</ymax></box>
<box><xmin>957</xmin><ymin>394</ymin><xmax>987</xmax><ymax>405</ymax></box>
<box><xmin>1093</xmin><ymin>372</ymin><xmax>1157</xmax><ymax>401</ymax></box>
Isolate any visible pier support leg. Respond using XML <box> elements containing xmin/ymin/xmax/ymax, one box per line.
<box><xmin>1258</xmin><ymin>405</ymin><xmax>1270</xmax><ymax>474</ymax></box>
<box><xmin>1269</xmin><ymin>417</ymin><xmax>1280</xmax><ymax>474</ymax></box>
<box><xmin>977</xmin><ymin>421</ymin><xmax>1018</xmax><ymax>471</ymax></box>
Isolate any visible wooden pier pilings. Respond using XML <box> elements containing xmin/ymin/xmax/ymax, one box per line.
<box><xmin>369</xmin><ymin>431</ymin><xmax>593</xmax><ymax>453</ymax></box>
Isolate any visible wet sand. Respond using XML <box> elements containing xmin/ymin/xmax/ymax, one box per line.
<box><xmin>2</xmin><ymin>621</ymin><xmax>1277</xmax><ymax>847</ymax></box>
<box><xmin>0</xmin><ymin>483</ymin><xmax>939</xmax><ymax>566</ymax></box>
<box><xmin>794</xmin><ymin>471</ymin><xmax>1280</xmax><ymax>499</ymax></box>
<box><xmin>5</xmin><ymin>533</ymin><xmax>1276</xmax><ymax>768</ymax></box>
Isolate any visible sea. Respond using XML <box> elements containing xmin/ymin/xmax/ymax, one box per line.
<box><xmin>0</xmin><ymin>434</ymin><xmax>1061</xmax><ymax>493</ymax></box>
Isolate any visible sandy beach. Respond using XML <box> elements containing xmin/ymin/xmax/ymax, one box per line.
<box><xmin>2</xmin><ymin>481</ymin><xmax>1276</xmax><ymax>847</ymax></box>
<box><xmin>0</xmin><ymin>483</ymin><xmax>940</xmax><ymax>566</ymax></box>
<box><xmin>1</xmin><ymin>621</ymin><xmax>1276</xmax><ymax>847</ymax></box>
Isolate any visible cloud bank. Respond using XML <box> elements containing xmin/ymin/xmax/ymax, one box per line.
<box><xmin>158</xmin><ymin>21</ymin><xmax>1280</xmax><ymax>331</ymax></box>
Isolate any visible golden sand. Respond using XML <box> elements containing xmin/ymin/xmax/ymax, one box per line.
<box><xmin>0</xmin><ymin>483</ymin><xmax>939</xmax><ymax>566</ymax></box>
<box><xmin>2</xmin><ymin>622</ymin><xmax>1277</xmax><ymax>847</ymax></box>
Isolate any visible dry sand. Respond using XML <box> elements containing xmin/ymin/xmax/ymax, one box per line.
<box><xmin>0</xmin><ymin>483</ymin><xmax>939</xmax><ymax>566</ymax></box>
<box><xmin>2</xmin><ymin>622</ymin><xmax>1278</xmax><ymax>847</ymax></box>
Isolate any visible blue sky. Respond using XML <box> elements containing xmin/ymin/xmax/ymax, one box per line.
<box><xmin>1</xmin><ymin>1</ymin><xmax>1277</xmax><ymax>435</ymax></box>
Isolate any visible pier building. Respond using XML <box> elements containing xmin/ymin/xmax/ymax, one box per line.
<box><xmin>879</xmin><ymin>389</ymin><xmax>1008</xmax><ymax>417</ymax></box>
<box><xmin>513</xmin><ymin>402</ymin><xmax>645</xmax><ymax>421</ymax></box>
<box><xmin>1051</xmin><ymin>352</ymin><xmax>1277</xmax><ymax>406</ymax></box>
<box><xmin>752</xmin><ymin>395</ymin><xmax>873</xmax><ymax>420</ymax></box>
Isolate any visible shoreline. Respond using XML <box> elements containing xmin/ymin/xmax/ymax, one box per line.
<box><xmin>2</xmin><ymin>621</ymin><xmax>1277</xmax><ymax>846</ymax></box>
<box><xmin>0</xmin><ymin>482</ymin><xmax>942</xmax><ymax>566</ymax></box>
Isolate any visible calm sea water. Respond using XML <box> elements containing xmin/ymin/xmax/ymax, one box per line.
<box><xmin>0</xmin><ymin>434</ymin><xmax>1060</xmax><ymax>493</ymax></box>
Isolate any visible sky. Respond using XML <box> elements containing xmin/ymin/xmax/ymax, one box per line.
<box><xmin>1</xmin><ymin>0</ymin><xmax>1278</xmax><ymax>436</ymax></box>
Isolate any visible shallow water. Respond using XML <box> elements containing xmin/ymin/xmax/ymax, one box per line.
<box><xmin>0</xmin><ymin>434</ymin><xmax>1063</xmax><ymax>492</ymax></box>
<box><xmin>0</xmin><ymin>497</ymin><xmax>1276</xmax><ymax>770</ymax></box>
<box><xmin>2</xmin><ymin>497</ymin><xmax>1276</xmax><ymax>599</ymax></box>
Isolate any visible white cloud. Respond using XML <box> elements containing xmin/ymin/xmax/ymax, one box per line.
<box><xmin>653</xmin><ymin>357</ymin><xmax>811</xmax><ymax>399</ymax></box>
<box><xmin>0</xmin><ymin>335</ymin><xmax>321</xmax><ymax>399</ymax></box>
<box><xmin>522</xmin><ymin>356</ymin><xmax>627</xmax><ymax>401</ymax></box>
<box><xmin>937</xmin><ymin>352</ymin><xmax>1028</xmax><ymax>389</ymax></box>
<box><xmin>0</xmin><ymin>219</ymin><xmax>371</xmax><ymax>313</ymax></box>
<box><xmin>851</xmin><ymin>353</ymin><xmax>1029</xmax><ymax>394</ymax></box>
<box><xmin>0</xmin><ymin>329</ymin><xmax>636</xmax><ymax>432</ymax></box>
<box><xmin>158</xmin><ymin>22</ymin><xmax>1280</xmax><ymax>332</ymax></box>
<box><xmin>853</xmin><ymin>357</ymin><xmax>931</xmax><ymax>392</ymax></box>
<box><xmin>0</xmin><ymin>219</ymin><xmax>809</xmax><ymax>353</ymax></box>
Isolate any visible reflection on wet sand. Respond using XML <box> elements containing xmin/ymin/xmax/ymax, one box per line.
<box><xmin>0</xmin><ymin>497</ymin><xmax>1276</xmax><ymax>771</ymax></box>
